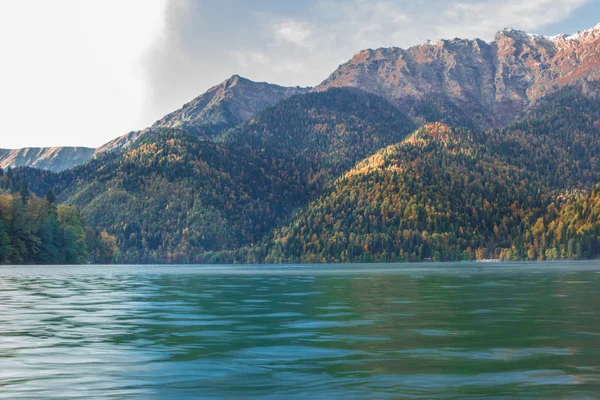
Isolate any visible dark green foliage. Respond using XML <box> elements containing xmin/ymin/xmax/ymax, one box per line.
<box><xmin>0</xmin><ymin>189</ymin><xmax>117</xmax><ymax>264</ymax></box>
<box><xmin>45</xmin><ymin>189</ymin><xmax>56</xmax><ymax>204</ymax></box>
<box><xmin>221</xmin><ymin>88</ymin><xmax>416</xmax><ymax>196</ymax></box>
<box><xmin>19</xmin><ymin>182</ymin><xmax>30</xmax><ymax>205</ymax></box>
<box><xmin>222</xmin><ymin>124</ymin><xmax>549</xmax><ymax>263</ymax></box>
<box><xmin>22</xmin><ymin>89</ymin><xmax>414</xmax><ymax>263</ymax></box>
<box><xmin>486</xmin><ymin>86</ymin><xmax>600</xmax><ymax>188</ymax></box>
<box><xmin>399</xmin><ymin>94</ymin><xmax>486</xmax><ymax>130</ymax></box>
<box><xmin>11</xmin><ymin>85</ymin><xmax>600</xmax><ymax>264</ymax></box>
<box><xmin>62</xmin><ymin>129</ymin><xmax>301</xmax><ymax>262</ymax></box>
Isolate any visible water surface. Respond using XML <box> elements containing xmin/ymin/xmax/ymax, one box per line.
<box><xmin>1</xmin><ymin>262</ymin><xmax>599</xmax><ymax>399</ymax></box>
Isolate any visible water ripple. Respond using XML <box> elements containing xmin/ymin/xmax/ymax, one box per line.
<box><xmin>1</xmin><ymin>263</ymin><xmax>600</xmax><ymax>398</ymax></box>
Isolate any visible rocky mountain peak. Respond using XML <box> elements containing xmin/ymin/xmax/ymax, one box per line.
<box><xmin>215</xmin><ymin>74</ymin><xmax>249</xmax><ymax>91</ymax></box>
<box><xmin>550</xmin><ymin>23</ymin><xmax>600</xmax><ymax>42</ymax></box>
<box><xmin>96</xmin><ymin>76</ymin><xmax>310</xmax><ymax>154</ymax></box>
<box><xmin>156</xmin><ymin>76</ymin><xmax>310</xmax><ymax>131</ymax></box>
<box><xmin>151</xmin><ymin>75</ymin><xmax>310</xmax><ymax>131</ymax></box>
<box><xmin>316</xmin><ymin>22</ymin><xmax>600</xmax><ymax>128</ymax></box>
<box><xmin>495</xmin><ymin>28</ymin><xmax>529</xmax><ymax>41</ymax></box>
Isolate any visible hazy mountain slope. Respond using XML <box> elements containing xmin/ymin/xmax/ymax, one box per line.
<box><xmin>153</xmin><ymin>75</ymin><xmax>310</xmax><ymax>130</ymax></box>
<box><xmin>96</xmin><ymin>75</ymin><xmax>310</xmax><ymax>154</ymax></box>
<box><xmin>315</xmin><ymin>24</ymin><xmax>600</xmax><ymax>128</ymax></box>
<box><xmin>94</xmin><ymin>130</ymin><xmax>147</xmax><ymax>155</ymax></box>
<box><xmin>0</xmin><ymin>147</ymin><xmax>95</xmax><ymax>172</ymax></box>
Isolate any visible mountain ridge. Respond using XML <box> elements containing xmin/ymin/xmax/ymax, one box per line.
<box><xmin>315</xmin><ymin>23</ymin><xmax>600</xmax><ymax>128</ymax></box>
<box><xmin>3</xmin><ymin>23</ymin><xmax>600</xmax><ymax>264</ymax></box>
<box><xmin>5</xmin><ymin>23</ymin><xmax>599</xmax><ymax>171</ymax></box>
<box><xmin>94</xmin><ymin>76</ymin><xmax>310</xmax><ymax>155</ymax></box>
<box><xmin>3</xmin><ymin>76</ymin><xmax>311</xmax><ymax>170</ymax></box>
<box><xmin>0</xmin><ymin>147</ymin><xmax>95</xmax><ymax>172</ymax></box>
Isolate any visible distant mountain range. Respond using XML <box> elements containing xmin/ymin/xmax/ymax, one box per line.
<box><xmin>2</xmin><ymin>76</ymin><xmax>309</xmax><ymax>171</ymax></box>
<box><xmin>0</xmin><ymin>147</ymin><xmax>95</xmax><ymax>172</ymax></box>
<box><xmin>5</xmin><ymin>24</ymin><xmax>600</xmax><ymax>172</ymax></box>
<box><xmin>2</xmin><ymin>23</ymin><xmax>600</xmax><ymax>265</ymax></box>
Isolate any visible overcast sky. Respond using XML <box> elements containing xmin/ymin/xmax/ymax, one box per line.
<box><xmin>0</xmin><ymin>0</ymin><xmax>598</xmax><ymax>148</ymax></box>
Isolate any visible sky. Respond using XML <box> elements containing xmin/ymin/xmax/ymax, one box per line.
<box><xmin>0</xmin><ymin>0</ymin><xmax>598</xmax><ymax>149</ymax></box>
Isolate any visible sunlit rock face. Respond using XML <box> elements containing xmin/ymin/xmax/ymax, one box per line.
<box><xmin>315</xmin><ymin>24</ymin><xmax>600</xmax><ymax>128</ymax></box>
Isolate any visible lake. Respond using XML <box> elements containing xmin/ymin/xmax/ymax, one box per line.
<box><xmin>1</xmin><ymin>262</ymin><xmax>599</xmax><ymax>399</ymax></box>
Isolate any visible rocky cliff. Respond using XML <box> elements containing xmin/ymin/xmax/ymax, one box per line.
<box><xmin>315</xmin><ymin>24</ymin><xmax>600</xmax><ymax>127</ymax></box>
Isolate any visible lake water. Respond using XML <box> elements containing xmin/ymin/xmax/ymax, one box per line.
<box><xmin>1</xmin><ymin>262</ymin><xmax>599</xmax><ymax>399</ymax></box>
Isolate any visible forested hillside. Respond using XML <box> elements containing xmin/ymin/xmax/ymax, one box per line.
<box><xmin>221</xmin><ymin>89</ymin><xmax>416</xmax><ymax>197</ymax></box>
<box><xmin>213</xmin><ymin>123</ymin><xmax>549</xmax><ymax>263</ymax></box>
<box><xmin>516</xmin><ymin>184</ymin><xmax>600</xmax><ymax>261</ymax></box>
<box><xmin>6</xmin><ymin>83</ymin><xmax>600</xmax><ymax>264</ymax></box>
<box><xmin>486</xmin><ymin>85</ymin><xmax>600</xmax><ymax>189</ymax></box>
<box><xmin>0</xmin><ymin>172</ymin><xmax>117</xmax><ymax>264</ymax></box>
<box><xmin>208</xmin><ymin>110</ymin><xmax>600</xmax><ymax>264</ymax></box>
<box><xmin>20</xmin><ymin>89</ymin><xmax>414</xmax><ymax>263</ymax></box>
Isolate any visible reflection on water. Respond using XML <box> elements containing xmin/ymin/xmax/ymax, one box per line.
<box><xmin>1</xmin><ymin>262</ymin><xmax>600</xmax><ymax>399</ymax></box>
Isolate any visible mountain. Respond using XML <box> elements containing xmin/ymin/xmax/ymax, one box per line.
<box><xmin>315</xmin><ymin>24</ymin><xmax>600</xmax><ymax>128</ymax></box>
<box><xmin>96</xmin><ymin>75</ymin><xmax>310</xmax><ymax>154</ymax></box>
<box><xmin>6</xmin><ymin>23</ymin><xmax>600</xmax><ymax>265</ymax></box>
<box><xmin>203</xmin><ymin>85</ymin><xmax>600</xmax><ymax>264</ymax></box>
<box><xmin>10</xmin><ymin>24</ymin><xmax>599</xmax><ymax>170</ymax></box>
<box><xmin>0</xmin><ymin>147</ymin><xmax>95</xmax><ymax>172</ymax></box>
<box><xmin>46</xmin><ymin>89</ymin><xmax>414</xmax><ymax>263</ymax></box>
<box><xmin>243</xmin><ymin>123</ymin><xmax>547</xmax><ymax>263</ymax></box>
<box><xmin>152</xmin><ymin>75</ymin><xmax>310</xmax><ymax>130</ymax></box>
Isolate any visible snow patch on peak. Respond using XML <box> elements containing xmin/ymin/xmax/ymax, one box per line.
<box><xmin>426</xmin><ymin>39</ymin><xmax>444</xmax><ymax>46</ymax></box>
<box><xmin>548</xmin><ymin>23</ymin><xmax>600</xmax><ymax>42</ymax></box>
<box><xmin>496</xmin><ymin>27</ymin><xmax>550</xmax><ymax>42</ymax></box>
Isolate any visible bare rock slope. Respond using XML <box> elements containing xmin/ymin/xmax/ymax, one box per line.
<box><xmin>315</xmin><ymin>24</ymin><xmax>600</xmax><ymax>127</ymax></box>
<box><xmin>152</xmin><ymin>75</ymin><xmax>310</xmax><ymax>129</ymax></box>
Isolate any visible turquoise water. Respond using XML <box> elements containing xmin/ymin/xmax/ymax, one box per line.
<box><xmin>1</xmin><ymin>262</ymin><xmax>599</xmax><ymax>399</ymax></box>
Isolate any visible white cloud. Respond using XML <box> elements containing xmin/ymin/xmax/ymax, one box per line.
<box><xmin>0</xmin><ymin>0</ymin><xmax>166</xmax><ymax>148</ymax></box>
<box><xmin>441</xmin><ymin>0</ymin><xmax>590</xmax><ymax>38</ymax></box>
<box><xmin>309</xmin><ymin>0</ymin><xmax>590</xmax><ymax>51</ymax></box>
<box><xmin>273</xmin><ymin>21</ymin><xmax>313</xmax><ymax>48</ymax></box>
<box><xmin>230</xmin><ymin>51</ymin><xmax>269</xmax><ymax>68</ymax></box>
